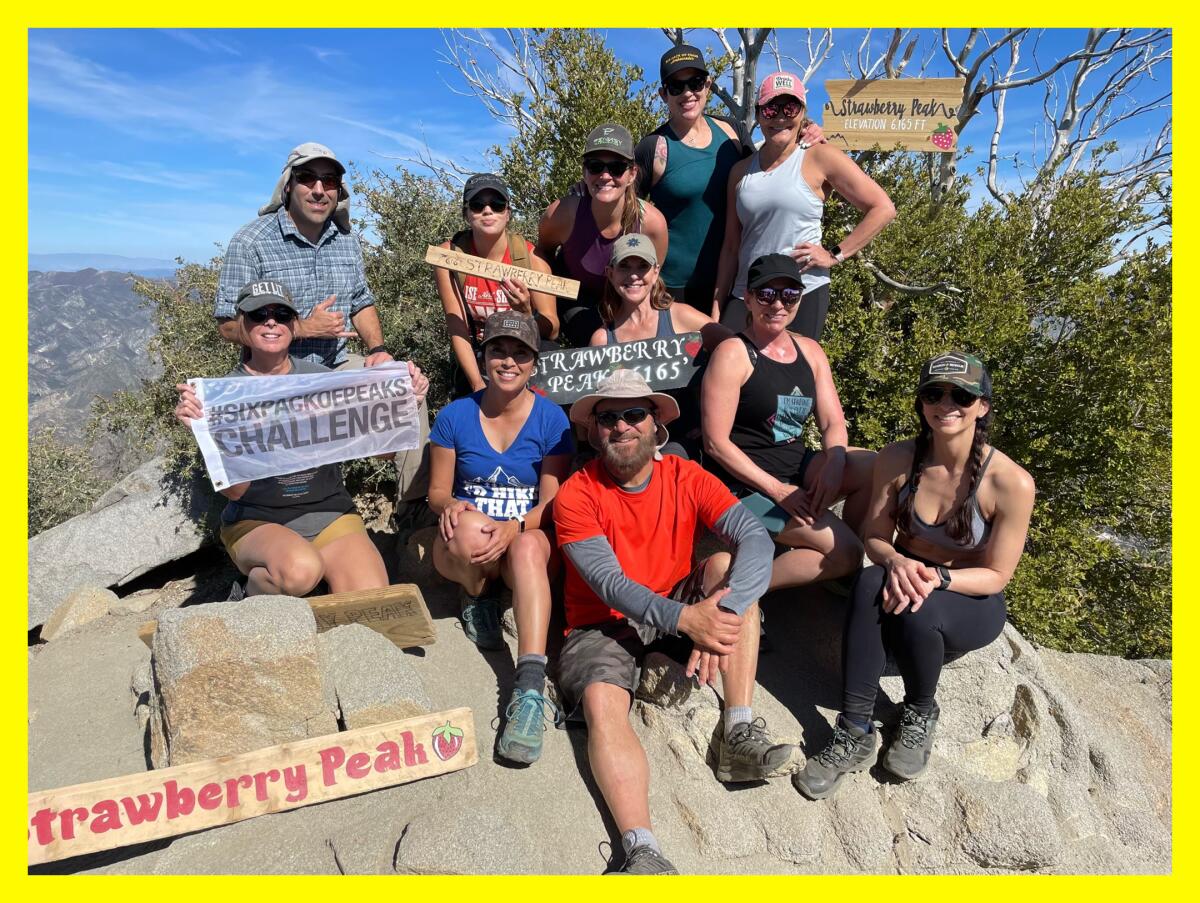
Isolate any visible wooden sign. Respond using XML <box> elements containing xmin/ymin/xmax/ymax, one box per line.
<box><xmin>821</xmin><ymin>78</ymin><xmax>965</xmax><ymax>151</ymax></box>
<box><xmin>425</xmin><ymin>245</ymin><xmax>581</xmax><ymax>300</ymax></box>
<box><xmin>28</xmin><ymin>707</ymin><xmax>477</xmax><ymax>865</ymax></box>
<box><xmin>530</xmin><ymin>332</ymin><xmax>704</xmax><ymax>404</ymax></box>
<box><xmin>138</xmin><ymin>584</ymin><xmax>436</xmax><ymax>650</ymax></box>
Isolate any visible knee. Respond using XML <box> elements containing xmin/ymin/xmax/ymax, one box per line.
<box><xmin>582</xmin><ymin>683</ymin><xmax>632</xmax><ymax>734</ymax></box>
<box><xmin>701</xmin><ymin>551</ymin><xmax>733</xmax><ymax>592</ymax></box>
<box><xmin>831</xmin><ymin>532</ymin><xmax>865</xmax><ymax>575</ymax></box>
<box><xmin>446</xmin><ymin>511</ymin><xmax>492</xmax><ymax>559</ymax></box>
<box><xmin>272</xmin><ymin>549</ymin><xmax>324</xmax><ymax>596</ymax></box>
<box><xmin>851</xmin><ymin>564</ymin><xmax>887</xmax><ymax>609</ymax></box>
<box><xmin>506</xmin><ymin>530</ymin><xmax>549</xmax><ymax>570</ymax></box>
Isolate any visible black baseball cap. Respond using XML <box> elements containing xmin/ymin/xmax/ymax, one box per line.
<box><xmin>747</xmin><ymin>253</ymin><xmax>804</xmax><ymax>290</ymax></box>
<box><xmin>481</xmin><ymin>311</ymin><xmax>540</xmax><ymax>356</ymax></box>
<box><xmin>919</xmin><ymin>351</ymin><xmax>992</xmax><ymax>398</ymax></box>
<box><xmin>583</xmin><ymin>122</ymin><xmax>635</xmax><ymax>160</ymax></box>
<box><xmin>462</xmin><ymin>173</ymin><xmax>510</xmax><ymax>205</ymax></box>
<box><xmin>660</xmin><ymin>44</ymin><xmax>708</xmax><ymax>81</ymax></box>
<box><xmin>236</xmin><ymin>280</ymin><xmax>299</xmax><ymax>314</ymax></box>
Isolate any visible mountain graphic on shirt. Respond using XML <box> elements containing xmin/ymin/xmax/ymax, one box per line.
<box><xmin>471</xmin><ymin>466</ymin><xmax>524</xmax><ymax>488</ymax></box>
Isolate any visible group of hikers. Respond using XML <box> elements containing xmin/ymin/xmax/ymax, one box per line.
<box><xmin>174</xmin><ymin>45</ymin><xmax>1036</xmax><ymax>875</ymax></box>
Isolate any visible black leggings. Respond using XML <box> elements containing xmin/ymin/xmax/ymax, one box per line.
<box><xmin>841</xmin><ymin>551</ymin><xmax>1007</xmax><ymax>719</ymax></box>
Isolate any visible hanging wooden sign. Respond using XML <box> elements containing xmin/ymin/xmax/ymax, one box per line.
<box><xmin>821</xmin><ymin>78</ymin><xmax>965</xmax><ymax>151</ymax></box>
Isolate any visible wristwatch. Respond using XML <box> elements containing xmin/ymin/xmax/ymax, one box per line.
<box><xmin>936</xmin><ymin>565</ymin><xmax>951</xmax><ymax>591</ymax></box>
<box><xmin>515</xmin><ymin>513</ymin><xmax>527</xmax><ymax>533</ymax></box>
<box><xmin>367</xmin><ymin>344</ymin><xmax>388</xmax><ymax>356</ymax></box>
<box><xmin>829</xmin><ymin>244</ymin><xmax>846</xmax><ymax>264</ymax></box>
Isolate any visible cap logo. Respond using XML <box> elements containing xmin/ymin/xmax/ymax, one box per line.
<box><xmin>502</xmin><ymin>318</ymin><xmax>522</xmax><ymax>330</ymax></box>
<box><xmin>250</xmin><ymin>280</ymin><xmax>285</xmax><ymax>297</ymax></box>
<box><xmin>774</xmin><ymin>76</ymin><xmax>794</xmax><ymax>89</ymax></box>
<box><xmin>626</xmin><ymin>237</ymin><xmax>641</xmax><ymax>246</ymax></box>
<box><xmin>602</xmin><ymin>127</ymin><xmax>614</xmax><ymax>135</ymax></box>
<box><xmin>928</xmin><ymin>353</ymin><xmax>970</xmax><ymax>375</ymax></box>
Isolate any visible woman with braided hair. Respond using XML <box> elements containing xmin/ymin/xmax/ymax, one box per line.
<box><xmin>794</xmin><ymin>352</ymin><xmax>1035</xmax><ymax>801</ymax></box>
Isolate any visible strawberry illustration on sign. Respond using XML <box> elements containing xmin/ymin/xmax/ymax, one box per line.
<box><xmin>431</xmin><ymin>722</ymin><xmax>464</xmax><ymax>761</ymax></box>
<box><xmin>930</xmin><ymin>123</ymin><xmax>955</xmax><ymax>151</ymax></box>
<box><xmin>684</xmin><ymin>339</ymin><xmax>702</xmax><ymax>359</ymax></box>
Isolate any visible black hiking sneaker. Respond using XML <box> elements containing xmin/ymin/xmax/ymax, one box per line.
<box><xmin>882</xmin><ymin>702</ymin><xmax>940</xmax><ymax>780</ymax></box>
<box><xmin>792</xmin><ymin>715</ymin><xmax>878</xmax><ymax>800</ymax></box>
<box><xmin>617</xmin><ymin>845</ymin><xmax>679</xmax><ymax>875</ymax></box>
<box><xmin>716</xmin><ymin>717</ymin><xmax>795</xmax><ymax>782</ymax></box>
<box><xmin>459</xmin><ymin>590</ymin><xmax>504</xmax><ymax>650</ymax></box>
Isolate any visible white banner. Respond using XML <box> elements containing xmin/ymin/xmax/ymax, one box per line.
<box><xmin>188</xmin><ymin>363</ymin><xmax>420</xmax><ymax>490</ymax></box>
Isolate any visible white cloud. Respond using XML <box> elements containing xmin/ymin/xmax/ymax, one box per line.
<box><xmin>160</xmin><ymin>29</ymin><xmax>242</xmax><ymax>57</ymax></box>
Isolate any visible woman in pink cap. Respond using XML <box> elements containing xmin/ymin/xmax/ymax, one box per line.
<box><xmin>713</xmin><ymin>71</ymin><xmax>896</xmax><ymax>341</ymax></box>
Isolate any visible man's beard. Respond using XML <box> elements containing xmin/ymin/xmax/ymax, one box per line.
<box><xmin>600</xmin><ymin>426</ymin><xmax>657</xmax><ymax>482</ymax></box>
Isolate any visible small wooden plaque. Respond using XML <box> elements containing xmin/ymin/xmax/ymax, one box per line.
<box><xmin>425</xmin><ymin>245</ymin><xmax>581</xmax><ymax>300</ymax></box>
<box><xmin>821</xmin><ymin>77</ymin><xmax>965</xmax><ymax>151</ymax></box>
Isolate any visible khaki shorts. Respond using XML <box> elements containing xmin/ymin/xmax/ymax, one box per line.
<box><xmin>556</xmin><ymin>557</ymin><xmax>716</xmax><ymax>722</ymax></box>
<box><xmin>220</xmin><ymin>513</ymin><xmax>367</xmax><ymax>567</ymax></box>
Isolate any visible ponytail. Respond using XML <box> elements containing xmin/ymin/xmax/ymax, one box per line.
<box><xmin>620</xmin><ymin>171</ymin><xmax>641</xmax><ymax>236</ymax></box>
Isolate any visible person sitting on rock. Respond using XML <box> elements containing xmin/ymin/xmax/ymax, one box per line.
<box><xmin>427</xmin><ymin>311</ymin><xmax>573</xmax><ymax>765</ymax></box>
<box><xmin>553</xmin><ymin>369</ymin><xmax>787</xmax><ymax>874</ymax></box>
<box><xmin>174</xmin><ymin>280</ymin><xmax>429</xmax><ymax>598</ymax></box>
<box><xmin>793</xmin><ymin>352</ymin><xmax>1035</xmax><ymax>800</ymax></box>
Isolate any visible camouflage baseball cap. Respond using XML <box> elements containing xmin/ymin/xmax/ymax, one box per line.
<box><xmin>918</xmin><ymin>351</ymin><xmax>992</xmax><ymax>398</ymax></box>
<box><xmin>480</xmin><ymin>311</ymin><xmax>540</xmax><ymax>355</ymax></box>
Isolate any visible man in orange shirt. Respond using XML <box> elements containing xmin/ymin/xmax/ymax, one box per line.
<box><xmin>554</xmin><ymin>369</ymin><xmax>790</xmax><ymax>874</ymax></box>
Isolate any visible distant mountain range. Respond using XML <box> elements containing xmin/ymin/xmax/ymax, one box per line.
<box><xmin>29</xmin><ymin>253</ymin><xmax>179</xmax><ymax>278</ymax></box>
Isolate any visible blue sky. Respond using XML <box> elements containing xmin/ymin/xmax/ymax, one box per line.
<box><xmin>28</xmin><ymin>28</ymin><xmax>1171</xmax><ymax>263</ymax></box>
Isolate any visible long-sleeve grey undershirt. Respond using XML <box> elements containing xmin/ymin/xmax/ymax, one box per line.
<box><xmin>562</xmin><ymin>501</ymin><xmax>774</xmax><ymax>635</ymax></box>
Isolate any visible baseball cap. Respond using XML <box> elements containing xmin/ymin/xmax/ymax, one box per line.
<box><xmin>756</xmin><ymin>71</ymin><xmax>807</xmax><ymax>106</ymax></box>
<box><xmin>918</xmin><ymin>351</ymin><xmax>992</xmax><ymax>398</ymax></box>
<box><xmin>284</xmin><ymin>142</ymin><xmax>346</xmax><ymax>176</ymax></box>
<box><xmin>583</xmin><ymin>122</ymin><xmax>635</xmax><ymax>160</ymax></box>
<box><xmin>609</xmin><ymin>233</ymin><xmax>658</xmax><ymax>268</ymax></box>
<box><xmin>747</xmin><ymin>254</ymin><xmax>804</xmax><ymax>290</ymax></box>
<box><xmin>236</xmin><ymin>280</ymin><xmax>299</xmax><ymax>314</ymax></box>
<box><xmin>462</xmin><ymin>173</ymin><xmax>510</xmax><ymax>206</ymax></box>
<box><xmin>660</xmin><ymin>44</ymin><xmax>708</xmax><ymax>81</ymax></box>
<box><xmin>480</xmin><ymin>311</ymin><xmax>540</xmax><ymax>356</ymax></box>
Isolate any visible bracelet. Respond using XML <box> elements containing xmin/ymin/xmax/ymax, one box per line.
<box><xmin>367</xmin><ymin>344</ymin><xmax>388</xmax><ymax>356</ymax></box>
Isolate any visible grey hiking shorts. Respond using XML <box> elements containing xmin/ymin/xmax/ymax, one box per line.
<box><xmin>556</xmin><ymin>557</ymin><xmax>715</xmax><ymax>723</ymax></box>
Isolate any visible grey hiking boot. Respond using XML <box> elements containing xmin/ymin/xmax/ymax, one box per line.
<box><xmin>792</xmin><ymin>715</ymin><xmax>878</xmax><ymax>800</ymax></box>
<box><xmin>460</xmin><ymin>591</ymin><xmax>504</xmax><ymax>650</ymax></box>
<box><xmin>882</xmin><ymin>703</ymin><xmax>940</xmax><ymax>780</ymax></box>
<box><xmin>716</xmin><ymin>717</ymin><xmax>795</xmax><ymax>782</ymax></box>
<box><xmin>616</xmin><ymin>845</ymin><xmax>679</xmax><ymax>875</ymax></box>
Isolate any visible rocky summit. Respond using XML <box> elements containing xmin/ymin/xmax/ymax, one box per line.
<box><xmin>27</xmin><ymin>479</ymin><xmax>1171</xmax><ymax>875</ymax></box>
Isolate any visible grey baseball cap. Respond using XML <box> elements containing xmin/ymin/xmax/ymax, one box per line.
<box><xmin>284</xmin><ymin>142</ymin><xmax>345</xmax><ymax>175</ymax></box>
<box><xmin>236</xmin><ymin>280</ymin><xmax>298</xmax><ymax>314</ymax></box>
<box><xmin>583</xmin><ymin>122</ymin><xmax>635</xmax><ymax>160</ymax></box>
<box><xmin>609</xmin><ymin>233</ymin><xmax>658</xmax><ymax>268</ymax></box>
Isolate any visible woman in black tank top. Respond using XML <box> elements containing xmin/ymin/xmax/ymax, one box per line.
<box><xmin>701</xmin><ymin>254</ymin><xmax>875</xmax><ymax>593</ymax></box>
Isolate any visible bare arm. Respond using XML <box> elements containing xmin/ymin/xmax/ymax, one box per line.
<box><xmin>642</xmin><ymin>203</ymin><xmax>669</xmax><ymax>267</ymax></box>
<box><xmin>712</xmin><ymin>157</ymin><xmax>749</xmax><ymax>316</ymax></box>
<box><xmin>813</xmin><ymin>145</ymin><xmax>897</xmax><ymax>260</ymax></box>
<box><xmin>434</xmin><ymin>241</ymin><xmax>486</xmax><ymax>393</ymax></box>
<box><xmin>669</xmin><ymin>303</ymin><xmax>731</xmax><ymax>350</ymax></box>
<box><xmin>536</xmin><ymin>196</ymin><xmax>573</xmax><ymax>261</ymax></box>
<box><xmin>525</xmin><ymin>250</ymin><xmax>560</xmax><ymax>340</ymax></box>
<box><xmin>350</xmin><ymin>305</ymin><xmax>391</xmax><ymax>364</ymax></box>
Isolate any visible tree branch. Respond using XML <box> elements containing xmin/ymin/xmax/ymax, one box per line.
<box><xmin>860</xmin><ymin>257</ymin><xmax>964</xmax><ymax>296</ymax></box>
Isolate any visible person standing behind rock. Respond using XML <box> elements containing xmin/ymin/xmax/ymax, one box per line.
<box><xmin>793</xmin><ymin>352</ymin><xmax>1035</xmax><ymax>801</ymax></box>
<box><xmin>538</xmin><ymin>123</ymin><xmax>669</xmax><ymax>346</ymax></box>
<box><xmin>713</xmin><ymin>73</ymin><xmax>896</xmax><ymax>340</ymax></box>
<box><xmin>634</xmin><ymin>45</ymin><xmax>823</xmax><ymax>315</ymax></box>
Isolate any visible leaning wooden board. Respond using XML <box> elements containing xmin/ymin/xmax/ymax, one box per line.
<box><xmin>28</xmin><ymin>707</ymin><xmax>476</xmax><ymax>865</ymax></box>
<box><xmin>138</xmin><ymin>583</ymin><xmax>436</xmax><ymax>649</ymax></box>
<box><xmin>424</xmin><ymin>245</ymin><xmax>581</xmax><ymax>299</ymax></box>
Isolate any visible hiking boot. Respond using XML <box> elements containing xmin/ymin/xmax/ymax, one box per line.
<box><xmin>616</xmin><ymin>845</ymin><xmax>678</xmax><ymax>875</ymax></box>
<box><xmin>882</xmin><ymin>703</ymin><xmax>940</xmax><ymax>780</ymax></box>
<box><xmin>460</xmin><ymin>592</ymin><xmax>504</xmax><ymax>650</ymax></box>
<box><xmin>497</xmin><ymin>688</ymin><xmax>562</xmax><ymax>764</ymax></box>
<box><xmin>716</xmin><ymin>716</ymin><xmax>795</xmax><ymax>782</ymax></box>
<box><xmin>792</xmin><ymin>715</ymin><xmax>878</xmax><ymax>800</ymax></box>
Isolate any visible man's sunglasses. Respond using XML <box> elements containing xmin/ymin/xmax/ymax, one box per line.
<box><xmin>245</xmin><ymin>306</ymin><xmax>297</xmax><ymax>324</ymax></box>
<box><xmin>468</xmin><ymin>196</ymin><xmax>508</xmax><ymax>213</ymax></box>
<box><xmin>919</xmin><ymin>385</ymin><xmax>979</xmax><ymax>407</ymax></box>
<box><xmin>664</xmin><ymin>74</ymin><xmax>708</xmax><ymax>96</ymax></box>
<box><xmin>757</xmin><ymin>99</ymin><xmax>803</xmax><ymax>120</ymax></box>
<box><xmin>752</xmin><ymin>287</ymin><xmax>803</xmax><ymax>307</ymax></box>
<box><xmin>584</xmin><ymin>159</ymin><xmax>632</xmax><ymax>177</ymax></box>
<box><xmin>594</xmin><ymin>406</ymin><xmax>654</xmax><ymax>429</ymax></box>
<box><xmin>292</xmin><ymin>170</ymin><xmax>342</xmax><ymax>190</ymax></box>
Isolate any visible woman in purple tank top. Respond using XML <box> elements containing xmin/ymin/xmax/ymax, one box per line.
<box><xmin>538</xmin><ymin>121</ymin><xmax>669</xmax><ymax>346</ymax></box>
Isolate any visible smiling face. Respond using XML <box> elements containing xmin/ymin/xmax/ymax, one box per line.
<box><xmin>748</xmin><ymin>276</ymin><xmax>802</xmax><ymax>333</ymax></box>
<box><xmin>240</xmin><ymin>306</ymin><xmax>296</xmax><ymax>355</ymax></box>
<box><xmin>286</xmin><ymin>160</ymin><xmax>341</xmax><ymax>233</ymax></box>
<box><xmin>756</xmin><ymin>95</ymin><xmax>804</xmax><ymax>147</ymax></box>
<box><xmin>660</xmin><ymin>66</ymin><xmax>709</xmax><ymax>124</ymax></box>
<box><xmin>606</xmin><ymin>255</ymin><xmax>658</xmax><ymax>306</ymax></box>
<box><xmin>593</xmin><ymin>397</ymin><xmax>658</xmax><ymax>481</ymax></box>
<box><xmin>582</xmin><ymin>151</ymin><xmax>635</xmax><ymax>203</ymax></box>
<box><xmin>482</xmin><ymin>336</ymin><xmax>536</xmax><ymax>391</ymax></box>
<box><xmin>919</xmin><ymin>382</ymin><xmax>990</xmax><ymax>437</ymax></box>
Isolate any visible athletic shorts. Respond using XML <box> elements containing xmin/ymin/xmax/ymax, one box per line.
<box><xmin>556</xmin><ymin>556</ymin><xmax>715</xmax><ymax>722</ymax></box>
<box><xmin>726</xmin><ymin>448</ymin><xmax>818</xmax><ymax>534</ymax></box>
<box><xmin>220</xmin><ymin>513</ymin><xmax>367</xmax><ymax>565</ymax></box>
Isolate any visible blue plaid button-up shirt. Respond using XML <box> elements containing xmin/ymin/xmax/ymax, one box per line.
<box><xmin>215</xmin><ymin>208</ymin><xmax>376</xmax><ymax>367</ymax></box>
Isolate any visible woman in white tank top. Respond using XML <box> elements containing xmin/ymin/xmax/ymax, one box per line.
<box><xmin>713</xmin><ymin>71</ymin><xmax>896</xmax><ymax>341</ymax></box>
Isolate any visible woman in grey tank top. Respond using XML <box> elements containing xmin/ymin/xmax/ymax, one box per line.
<box><xmin>713</xmin><ymin>71</ymin><xmax>896</xmax><ymax>341</ymax></box>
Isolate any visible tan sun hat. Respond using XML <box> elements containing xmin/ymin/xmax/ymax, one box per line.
<box><xmin>570</xmin><ymin>368</ymin><xmax>679</xmax><ymax>451</ymax></box>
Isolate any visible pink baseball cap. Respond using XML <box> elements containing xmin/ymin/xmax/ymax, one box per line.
<box><xmin>757</xmin><ymin>71</ymin><xmax>806</xmax><ymax>106</ymax></box>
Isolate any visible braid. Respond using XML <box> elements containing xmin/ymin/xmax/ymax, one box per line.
<box><xmin>896</xmin><ymin>397</ymin><xmax>932</xmax><ymax>536</ymax></box>
<box><xmin>947</xmin><ymin>405</ymin><xmax>994</xmax><ymax>545</ymax></box>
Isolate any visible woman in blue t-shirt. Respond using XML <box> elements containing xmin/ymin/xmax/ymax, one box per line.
<box><xmin>427</xmin><ymin>311</ymin><xmax>574</xmax><ymax>765</ymax></box>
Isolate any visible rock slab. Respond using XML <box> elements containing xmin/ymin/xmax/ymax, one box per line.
<box><xmin>41</xmin><ymin>586</ymin><xmax>117</xmax><ymax>641</ymax></box>
<box><xmin>318</xmin><ymin>624</ymin><xmax>432</xmax><ymax>729</ymax></box>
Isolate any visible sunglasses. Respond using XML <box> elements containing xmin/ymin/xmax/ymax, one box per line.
<box><xmin>752</xmin><ymin>286</ymin><xmax>803</xmax><ymax>307</ymax></box>
<box><xmin>757</xmin><ymin>99</ymin><xmax>803</xmax><ymax>120</ymax></box>
<box><xmin>245</xmin><ymin>306</ymin><xmax>297</xmax><ymax>324</ymax></box>
<box><xmin>664</xmin><ymin>74</ymin><xmax>708</xmax><ymax>96</ymax></box>
<box><xmin>584</xmin><ymin>159</ymin><xmax>632</xmax><ymax>177</ymax></box>
<box><xmin>468</xmin><ymin>195</ymin><xmax>508</xmax><ymax>213</ymax></box>
<box><xmin>594</xmin><ymin>406</ymin><xmax>654</xmax><ymax>429</ymax></box>
<box><xmin>919</xmin><ymin>385</ymin><xmax>979</xmax><ymax>407</ymax></box>
<box><xmin>292</xmin><ymin>170</ymin><xmax>342</xmax><ymax>190</ymax></box>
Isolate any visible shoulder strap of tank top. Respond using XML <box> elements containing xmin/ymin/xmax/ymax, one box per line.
<box><xmin>737</xmin><ymin>332</ymin><xmax>758</xmax><ymax>366</ymax></box>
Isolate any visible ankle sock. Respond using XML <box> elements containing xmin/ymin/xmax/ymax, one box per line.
<box><xmin>621</xmin><ymin>827</ymin><xmax>660</xmax><ymax>855</ymax></box>
<box><xmin>514</xmin><ymin>654</ymin><xmax>548</xmax><ymax>694</ymax></box>
<box><xmin>724</xmin><ymin>706</ymin><xmax>753</xmax><ymax>739</ymax></box>
<box><xmin>842</xmin><ymin>713</ymin><xmax>873</xmax><ymax>733</ymax></box>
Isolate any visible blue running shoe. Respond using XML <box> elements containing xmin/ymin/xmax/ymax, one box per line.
<box><xmin>497</xmin><ymin>688</ymin><xmax>563</xmax><ymax>764</ymax></box>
